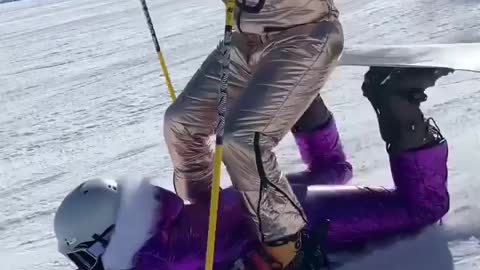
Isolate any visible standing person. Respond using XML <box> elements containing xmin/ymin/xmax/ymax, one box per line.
<box><xmin>163</xmin><ymin>0</ymin><xmax>344</xmax><ymax>268</ymax></box>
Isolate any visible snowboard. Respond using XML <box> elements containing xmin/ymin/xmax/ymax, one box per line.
<box><xmin>338</xmin><ymin>42</ymin><xmax>480</xmax><ymax>73</ymax></box>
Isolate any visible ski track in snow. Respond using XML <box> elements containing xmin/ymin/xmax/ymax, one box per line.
<box><xmin>1</xmin><ymin>0</ymin><xmax>480</xmax><ymax>269</ymax></box>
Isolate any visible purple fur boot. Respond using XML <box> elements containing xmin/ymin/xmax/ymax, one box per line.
<box><xmin>287</xmin><ymin>117</ymin><xmax>353</xmax><ymax>185</ymax></box>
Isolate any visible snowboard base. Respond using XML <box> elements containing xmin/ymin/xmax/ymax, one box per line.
<box><xmin>339</xmin><ymin>42</ymin><xmax>480</xmax><ymax>73</ymax></box>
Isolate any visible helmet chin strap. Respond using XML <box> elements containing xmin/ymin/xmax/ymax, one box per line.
<box><xmin>68</xmin><ymin>225</ymin><xmax>115</xmax><ymax>270</ymax></box>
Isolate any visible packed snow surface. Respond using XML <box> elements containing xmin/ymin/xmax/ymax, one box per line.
<box><xmin>1</xmin><ymin>0</ymin><xmax>480</xmax><ymax>269</ymax></box>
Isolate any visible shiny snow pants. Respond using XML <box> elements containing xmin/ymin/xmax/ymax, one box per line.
<box><xmin>164</xmin><ymin>19</ymin><xmax>344</xmax><ymax>243</ymax></box>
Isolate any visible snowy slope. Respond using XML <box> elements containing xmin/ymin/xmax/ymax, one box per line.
<box><xmin>1</xmin><ymin>0</ymin><xmax>480</xmax><ymax>269</ymax></box>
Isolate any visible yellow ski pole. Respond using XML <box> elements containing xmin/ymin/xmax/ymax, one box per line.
<box><xmin>205</xmin><ymin>1</ymin><xmax>236</xmax><ymax>269</ymax></box>
<box><xmin>139</xmin><ymin>0</ymin><xmax>235</xmax><ymax>268</ymax></box>
<box><xmin>139</xmin><ymin>0</ymin><xmax>176</xmax><ymax>102</ymax></box>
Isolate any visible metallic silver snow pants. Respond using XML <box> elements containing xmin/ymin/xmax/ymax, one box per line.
<box><xmin>164</xmin><ymin>19</ymin><xmax>344</xmax><ymax>242</ymax></box>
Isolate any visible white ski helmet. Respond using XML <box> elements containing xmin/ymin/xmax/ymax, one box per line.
<box><xmin>54</xmin><ymin>178</ymin><xmax>121</xmax><ymax>270</ymax></box>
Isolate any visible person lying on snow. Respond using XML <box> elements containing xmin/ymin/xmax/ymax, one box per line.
<box><xmin>54</xmin><ymin>66</ymin><xmax>452</xmax><ymax>270</ymax></box>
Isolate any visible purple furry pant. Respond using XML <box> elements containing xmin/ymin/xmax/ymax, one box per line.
<box><xmin>292</xmin><ymin>141</ymin><xmax>450</xmax><ymax>251</ymax></box>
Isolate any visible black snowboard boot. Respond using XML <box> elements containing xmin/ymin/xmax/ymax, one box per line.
<box><xmin>361</xmin><ymin>66</ymin><xmax>452</xmax><ymax>154</ymax></box>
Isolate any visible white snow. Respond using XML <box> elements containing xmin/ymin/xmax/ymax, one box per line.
<box><xmin>1</xmin><ymin>0</ymin><xmax>479</xmax><ymax>269</ymax></box>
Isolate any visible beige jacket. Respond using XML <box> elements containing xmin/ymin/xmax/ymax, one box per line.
<box><xmin>225</xmin><ymin>0</ymin><xmax>339</xmax><ymax>34</ymax></box>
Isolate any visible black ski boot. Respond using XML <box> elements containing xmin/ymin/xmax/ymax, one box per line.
<box><xmin>231</xmin><ymin>223</ymin><xmax>330</xmax><ymax>270</ymax></box>
<box><xmin>262</xmin><ymin>221</ymin><xmax>330</xmax><ymax>270</ymax></box>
